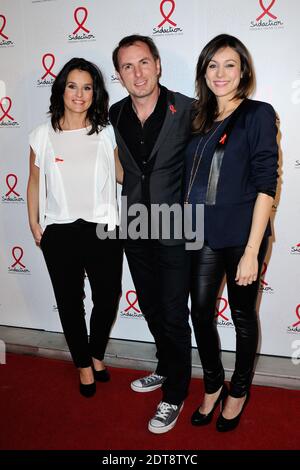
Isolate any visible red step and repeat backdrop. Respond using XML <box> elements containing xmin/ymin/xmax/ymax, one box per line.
<box><xmin>0</xmin><ymin>0</ymin><xmax>299</xmax><ymax>357</ymax></box>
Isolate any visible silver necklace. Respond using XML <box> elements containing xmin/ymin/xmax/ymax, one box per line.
<box><xmin>185</xmin><ymin>119</ymin><xmax>224</xmax><ymax>204</ymax></box>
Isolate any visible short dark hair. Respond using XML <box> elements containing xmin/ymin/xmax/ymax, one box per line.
<box><xmin>49</xmin><ymin>57</ymin><xmax>109</xmax><ymax>135</ymax></box>
<box><xmin>193</xmin><ymin>34</ymin><xmax>255</xmax><ymax>133</ymax></box>
<box><xmin>112</xmin><ymin>34</ymin><xmax>161</xmax><ymax>72</ymax></box>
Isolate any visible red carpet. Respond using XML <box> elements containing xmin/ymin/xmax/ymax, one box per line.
<box><xmin>0</xmin><ymin>353</ymin><xmax>299</xmax><ymax>450</ymax></box>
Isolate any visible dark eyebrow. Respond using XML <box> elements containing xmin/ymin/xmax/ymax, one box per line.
<box><xmin>209</xmin><ymin>59</ymin><xmax>238</xmax><ymax>63</ymax></box>
<box><xmin>66</xmin><ymin>81</ymin><xmax>93</xmax><ymax>85</ymax></box>
<box><xmin>121</xmin><ymin>56</ymin><xmax>151</xmax><ymax>68</ymax></box>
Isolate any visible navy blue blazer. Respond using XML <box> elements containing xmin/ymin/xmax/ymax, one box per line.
<box><xmin>187</xmin><ymin>99</ymin><xmax>278</xmax><ymax>249</ymax></box>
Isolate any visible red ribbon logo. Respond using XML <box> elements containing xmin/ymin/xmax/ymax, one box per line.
<box><xmin>256</xmin><ymin>0</ymin><xmax>277</xmax><ymax>21</ymax></box>
<box><xmin>216</xmin><ymin>297</ymin><xmax>229</xmax><ymax>321</ymax></box>
<box><xmin>0</xmin><ymin>14</ymin><xmax>8</xmax><ymax>40</ymax></box>
<box><xmin>124</xmin><ymin>290</ymin><xmax>140</xmax><ymax>313</ymax></box>
<box><xmin>169</xmin><ymin>104</ymin><xmax>176</xmax><ymax>114</ymax></box>
<box><xmin>11</xmin><ymin>246</ymin><xmax>26</xmax><ymax>269</ymax></box>
<box><xmin>73</xmin><ymin>7</ymin><xmax>90</xmax><ymax>34</ymax></box>
<box><xmin>5</xmin><ymin>174</ymin><xmax>20</xmax><ymax>197</ymax></box>
<box><xmin>260</xmin><ymin>262</ymin><xmax>268</xmax><ymax>287</ymax></box>
<box><xmin>41</xmin><ymin>53</ymin><xmax>56</xmax><ymax>80</ymax></box>
<box><xmin>0</xmin><ymin>97</ymin><xmax>14</xmax><ymax>122</ymax></box>
<box><xmin>158</xmin><ymin>0</ymin><xmax>177</xmax><ymax>27</ymax></box>
<box><xmin>292</xmin><ymin>305</ymin><xmax>300</xmax><ymax>327</ymax></box>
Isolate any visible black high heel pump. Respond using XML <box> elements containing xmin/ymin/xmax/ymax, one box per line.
<box><xmin>93</xmin><ymin>367</ymin><xmax>110</xmax><ymax>382</ymax></box>
<box><xmin>79</xmin><ymin>381</ymin><xmax>96</xmax><ymax>398</ymax></box>
<box><xmin>216</xmin><ymin>393</ymin><xmax>250</xmax><ymax>432</ymax></box>
<box><xmin>191</xmin><ymin>384</ymin><xmax>229</xmax><ymax>426</ymax></box>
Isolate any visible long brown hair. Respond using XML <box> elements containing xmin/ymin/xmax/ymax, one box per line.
<box><xmin>193</xmin><ymin>34</ymin><xmax>255</xmax><ymax>133</ymax></box>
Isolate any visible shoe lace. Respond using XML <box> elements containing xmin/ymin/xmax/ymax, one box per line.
<box><xmin>155</xmin><ymin>402</ymin><xmax>176</xmax><ymax>419</ymax></box>
<box><xmin>144</xmin><ymin>373</ymin><xmax>161</xmax><ymax>384</ymax></box>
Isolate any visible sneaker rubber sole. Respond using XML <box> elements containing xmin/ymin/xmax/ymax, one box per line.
<box><xmin>148</xmin><ymin>403</ymin><xmax>184</xmax><ymax>434</ymax></box>
<box><xmin>130</xmin><ymin>381</ymin><xmax>163</xmax><ymax>393</ymax></box>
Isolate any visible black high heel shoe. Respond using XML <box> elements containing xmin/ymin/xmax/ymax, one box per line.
<box><xmin>191</xmin><ymin>384</ymin><xmax>229</xmax><ymax>426</ymax></box>
<box><xmin>216</xmin><ymin>393</ymin><xmax>249</xmax><ymax>432</ymax></box>
<box><xmin>79</xmin><ymin>381</ymin><xmax>96</xmax><ymax>398</ymax></box>
<box><xmin>93</xmin><ymin>367</ymin><xmax>110</xmax><ymax>382</ymax></box>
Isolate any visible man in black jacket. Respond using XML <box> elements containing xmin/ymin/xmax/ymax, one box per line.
<box><xmin>110</xmin><ymin>35</ymin><xmax>193</xmax><ymax>434</ymax></box>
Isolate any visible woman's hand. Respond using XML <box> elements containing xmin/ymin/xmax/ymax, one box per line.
<box><xmin>30</xmin><ymin>222</ymin><xmax>43</xmax><ymax>246</ymax></box>
<box><xmin>235</xmin><ymin>193</ymin><xmax>274</xmax><ymax>286</ymax></box>
<box><xmin>235</xmin><ymin>247</ymin><xmax>258</xmax><ymax>286</ymax></box>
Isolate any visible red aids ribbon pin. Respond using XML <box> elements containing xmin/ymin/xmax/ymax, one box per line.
<box><xmin>219</xmin><ymin>133</ymin><xmax>227</xmax><ymax>145</ymax></box>
<box><xmin>169</xmin><ymin>104</ymin><xmax>176</xmax><ymax>114</ymax></box>
<box><xmin>73</xmin><ymin>7</ymin><xmax>90</xmax><ymax>34</ymax></box>
<box><xmin>158</xmin><ymin>0</ymin><xmax>177</xmax><ymax>28</ymax></box>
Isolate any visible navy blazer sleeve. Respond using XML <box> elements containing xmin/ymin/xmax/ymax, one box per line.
<box><xmin>247</xmin><ymin>102</ymin><xmax>278</xmax><ymax>198</ymax></box>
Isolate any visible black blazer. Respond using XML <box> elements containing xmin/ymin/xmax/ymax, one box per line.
<box><xmin>202</xmin><ymin>99</ymin><xmax>278</xmax><ymax>249</ymax></box>
<box><xmin>110</xmin><ymin>86</ymin><xmax>193</xmax><ymax>245</ymax></box>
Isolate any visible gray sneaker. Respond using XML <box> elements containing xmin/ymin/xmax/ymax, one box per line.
<box><xmin>130</xmin><ymin>373</ymin><xmax>166</xmax><ymax>393</ymax></box>
<box><xmin>148</xmin><ymin>401</ymin><xmax>184</xmax><ymax>434</ymax></box>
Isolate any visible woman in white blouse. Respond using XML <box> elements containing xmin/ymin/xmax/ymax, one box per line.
<box><xmin>27</xmin><ymin>58</ymin><xmax>123</xmax><ymax>397</ymax></box>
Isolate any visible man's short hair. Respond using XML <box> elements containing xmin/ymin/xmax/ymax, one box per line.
<box><xmin>112</xmin><ymin>34</ymin><xmax>161</xmax><ymax>72</ymax></box>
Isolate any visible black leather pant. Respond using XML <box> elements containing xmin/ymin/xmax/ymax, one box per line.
<box><xmin>189</xmin><ymin>239</ymin><xmax>268</xmax><ymax>398</ymax></box>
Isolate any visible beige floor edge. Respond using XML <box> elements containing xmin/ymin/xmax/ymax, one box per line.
<box><xmin>1</xmin><ymin>325</ymin><xmax>299</xmax><ymax>390</ymax></box>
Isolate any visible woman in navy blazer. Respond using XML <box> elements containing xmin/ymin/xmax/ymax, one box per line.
<box><xmin>185</xmin><ymin>34</ymin><xmax>278</xmax><ymax>432</ymax></box>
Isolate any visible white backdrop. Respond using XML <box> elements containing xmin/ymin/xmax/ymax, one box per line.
<box><xmin>0</xmin><ymin>0</ymin><xmax>299</xmax><ymax>357</ymax></box>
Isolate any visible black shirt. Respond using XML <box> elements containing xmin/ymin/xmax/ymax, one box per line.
<box><xmin>116</xmin><ymin>85</ymin><xmax>167</xmax><ymax>171</ymax></box>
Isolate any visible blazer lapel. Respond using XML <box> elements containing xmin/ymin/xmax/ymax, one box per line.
<box><xmin>205</xmin><ymin>99</ymin><xmax>250</xmax><ymax>205</ymax></box>
<box><xmin>148</xmin><ymin>90</ymin><xmax>177</xmax><ymax>161</ymax></box>
<box><xmin>114</xmin><ymin>98</ymin><xmax>141</xmax><ymax>172</ymax></box>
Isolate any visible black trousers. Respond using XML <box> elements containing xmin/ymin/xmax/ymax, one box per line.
<box><xmin>125</xmin><ymin>239</ymin><xmax>191</xmax><ymax>405</ymax></box>
<box><xmin>41</xmin><ymin>220</ymin><xmax>123</xmax><ymax>368</ymax></box>
<box><xmin>189</xmin><ymin>239</ymin><xmax>268</xmax><ymax>398</ymax></box>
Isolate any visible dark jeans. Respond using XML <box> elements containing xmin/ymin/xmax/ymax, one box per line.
<box><xmin>189</xmin><ymin>239</ymin><xmax>268</xmax><ymax>398</ymax></box>
<box><xmin>41</xmin><ymin>220</ymin><xmax>123</xmax><ymax>368</ymax></box>
<box><xmin>125</xmin><ymin>239</ymin><xmax>191</xmax><ymax>405</ymax></box>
